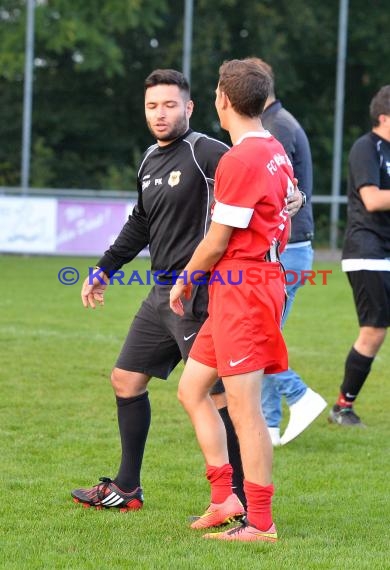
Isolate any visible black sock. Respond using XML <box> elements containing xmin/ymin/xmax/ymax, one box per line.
<box><xmin>113</xmin><ymin>391</ymin><xmax>151</xmax><ymax>492</ymax></box>
<box><xmin>340</xmin><ymin>347</ymin><xmax>374</xmax><ymax>404</ymax></box>
<box><xmin>218</xmin><ymin>406</ymin><xmax>246</xmax><ymax>509</ymax></box>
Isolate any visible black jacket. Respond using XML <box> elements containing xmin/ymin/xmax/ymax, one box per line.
<box><xmin>262</xmin><ymin>100</ymin><xmax>314</xmax><ymax>243</ymax></box>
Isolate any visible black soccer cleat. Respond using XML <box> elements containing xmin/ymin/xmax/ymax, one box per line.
<box><xmin>71</xmin><ymin>477</ymin><xmax>144</xmax><ymax>511</ymax></box>
<box><xmin>328</xmin><ymin>405</ymin><xmax>366</xmax><ymax>427</ymax></box>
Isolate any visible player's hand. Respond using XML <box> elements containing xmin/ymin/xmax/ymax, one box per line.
<box><xmin>81</xmin><ymin>269</ymin><xmax>108</xmax><ymax>309</ymax></box>
<box><xmin>287</xmin><ymin>178</ymin><xmax>303</xmax><ymax>217</ymax></box>
<box><xmin>169</xmin><ymin>280</ymin><xmax>193</xmax><ymax>316</ymax></box>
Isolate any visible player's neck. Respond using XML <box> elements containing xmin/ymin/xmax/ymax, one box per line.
<box><xmin>228</xmin><ymin>117</ymin><xmax>265</xmax><ymax>145</ymax></box>
<box><xmin>372</xmin><ymin>125</ymin><xmax>390</xmax><ymax>143</ymax></box>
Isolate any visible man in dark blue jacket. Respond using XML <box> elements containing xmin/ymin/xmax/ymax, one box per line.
<box><xmin>259</xmin><ymin>60</ymin><xmax>327</xmax><ymax>446</ymax></box>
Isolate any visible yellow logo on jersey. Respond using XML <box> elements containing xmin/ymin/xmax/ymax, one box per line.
<box><xmin>168</xmin><ymin>171</ymin><xmax>181</xmax><ymax>187</ymax></box>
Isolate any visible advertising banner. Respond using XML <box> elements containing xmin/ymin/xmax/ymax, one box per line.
<box><xmin>0</xmin><ymin>196</ymin><xmax>57</xmax><ymax>253</ymax></box>
<box><xmin>0</xmin><ymin>196</ymin><xmax>142</xmax><ymax>256</ymax></box>
<box><xmin>56</xmin><ymin>200</ymin><xmax>131</xmax><ymax>255</ymax></box>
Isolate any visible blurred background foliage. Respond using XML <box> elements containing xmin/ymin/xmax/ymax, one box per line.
<box><xmin>0</xmin><ymin>0</ymin><xmax>389</xmax><ymax>200</ymax></box>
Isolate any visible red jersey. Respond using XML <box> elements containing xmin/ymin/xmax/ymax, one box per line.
<box><xmin>211</xmin><ymin>131</ymin><xmax>294</xmax><ymax>260</ymax></box>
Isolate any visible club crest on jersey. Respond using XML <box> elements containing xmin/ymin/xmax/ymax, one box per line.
<box><xmin>386</xmin><ymin>161</ymin><xmax>390</xmax><ymax>176</ymax></box>
<box><xmin>168</xmin><ymin>170</ymin><xmax>181</xmax><ymax>187</ymax></box>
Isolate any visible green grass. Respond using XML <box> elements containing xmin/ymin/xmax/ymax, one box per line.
<box><xmin>1</xmin><ymin>255</ymin><xmax>389</xmax><ymax>569</ymax></box>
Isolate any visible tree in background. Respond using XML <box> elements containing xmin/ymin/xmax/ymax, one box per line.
<box><xmin>0</xmin><ymin>0</ymin><xmax>169</xmax><ymax>188</ymax></box>
<box><xmin>0</xmin><ymin>0</ymin><xmax>389</xmax><ymax>212</ymax></box>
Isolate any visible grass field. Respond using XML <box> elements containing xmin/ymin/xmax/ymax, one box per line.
<box><xmin>1</xmin><ymin>254</ymin><xmax>389</xmax><ymax>570</ymax></box>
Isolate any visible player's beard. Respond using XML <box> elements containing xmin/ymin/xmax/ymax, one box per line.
<box><xmin>147</xmin><ymin>112</ymin><xmax>188</xmax><ymax>143</ymax></box>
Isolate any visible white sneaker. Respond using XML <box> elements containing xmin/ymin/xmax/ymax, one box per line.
<box><xmin>268</xmin><ymin>427</ymin><xmax>281</xmax><ymax>446</ymax></box>
<box><xmin>280</xmin><ymin>388</ymin><xmax>327</xmax><ymax>445</ymax></box>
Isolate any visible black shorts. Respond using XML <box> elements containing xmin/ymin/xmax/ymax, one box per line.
<box><xmin>347</xmin><ymin>270</ymin><xmax>390</xmax><ymax>327</ymax></box>
<box><xmin>115</xmin><ymin>283</ymin><xmax>225</xmax><ymax>393</ymax></box>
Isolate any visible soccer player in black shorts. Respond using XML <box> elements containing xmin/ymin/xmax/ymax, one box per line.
<box><xmin>70</xmin><ymin>69</ymin><xmax>245</xmax><ymax>511</ymax></box>
<box><xmin>71</xmin><ymin>69</ymin><xmax>303</xmax><ymax>511</ymax></box>
<box><xmin>329</xmin><ymin>85</ymin><xmax>390</xmax><ymax>427</ymax></box>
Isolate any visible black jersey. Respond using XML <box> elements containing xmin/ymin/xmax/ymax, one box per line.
<box><xmin>97</xmin><ymin>130</ymin><xmax>229</xmax><ymax>275</ymax></box>
<box><xmin>342</xmin><ymin>132</ymin><xmax>390</xmax><ymax>262</ymax></box>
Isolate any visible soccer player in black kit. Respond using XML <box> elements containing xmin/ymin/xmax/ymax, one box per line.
<box><xmin>70</xmin><ymin>69</ymin><xmax>243</xmax><ymax>511</ymax></box>
<box><xmin>71</xmin><ymin>69</ymin><xmax>302</xmax><ymax>511</ymax></box>
<box><xmin>329</xmin><ymin>85</ymin><xmax>390</xmax><ymax>427</ymax></box>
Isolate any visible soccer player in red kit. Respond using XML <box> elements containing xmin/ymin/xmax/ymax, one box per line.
<box><xmin>170</xmin><ymin>58</ymin><xmax>293</xmax><ymax>542</ymax></box>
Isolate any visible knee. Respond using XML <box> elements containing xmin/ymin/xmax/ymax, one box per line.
<box><xmin>177</xmin><ymin>380</ymin><xmax>204</xmax><ymax>413</ymax></box>
<box><xmin>177</xmin><ymin>383</ymin><xmax>188</xmax><ymax>409</ymax></box>
<box><xmin>226</xmin><ymin>400</ymin><xmax>241</xmax><ymax>429</ymax></box>
<box><xmin>111</xmin><ymin>367</ymin><xmax>125</xmax><ymax>388</ymax></box>
<box><xmin>227</xmin><ymin>397</ymin><xmax>262</xmax><ymax>435</ymax></box>
<box><xmin>374</xmin><ymin>329</ymin><xmax>387</xmax><ymax>347</ymax></box>
<box><xmin>110</xmin><ymin>368</ymin><xmax>148</xmax><ymax>398</ymax></box>
<box><xmin>210</xmin><ymin>392</ymin><xmax>227</xmax><ymax>410</ymax></box>
<box><xmin>357</xmin><ymin>328</ymin><xmax>387</xmax><ymax>355</ymax></box>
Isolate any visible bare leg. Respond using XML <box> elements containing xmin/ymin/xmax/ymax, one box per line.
<box><xmin>177</xmin><ymin>357</ymin><xmax>228</xmax><ymax>466</ymax></box>
<box><xmin>354</xmin><ymin>326</ymin><xmax>386</xmax><ymax>357</ymax></box>
<box><xmin>223</xmin><ymin>370</ymin><xmax>272</xmax><ymax>485</ymax></box>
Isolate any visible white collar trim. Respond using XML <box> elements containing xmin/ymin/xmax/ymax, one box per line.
<box><xmin>235</xmin><ymin>130</ymin><xmax>272</xmax><ymax>145</ymax></box>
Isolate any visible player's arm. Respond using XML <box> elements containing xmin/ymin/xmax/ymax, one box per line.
<box><xmin>80</xmin><ymin>191</ymin><xmax>149</xmax><ymax>310</ymax></box>
<box><xmin>349</xmin><ymin>137</ymin><xmax>389</xmax><ymax>212</ymax></box>
<box><xmin>267</xmin><ymin>123</ymin><xmax>305</xmax><ymax>216</ymax></box>
<box><xmin>80</xmin><ymin>205</ymin><xmax>148</xmax><ymax>309</ymax></box>
<box><xmin>184</xmin><ymin>220</ymin><xmax>233</xmax><ymax>273</ymax></box>
<box><xmin>169</xmin><ymin>221</ymin><xmax>233</xmax><ymax>315</ymax></box>
<box><xmin>290</xmin><ymin>128</ymin><xmax>313</xmax><ymax>199</ymax></box>
<box><xmin>96</xmin><ymin>203</ymin><xmax>149</xmax><ymax>275</ymax></box>
<box><xmin>359</xmin><ymin>185</ymin><xmax>390</xmax><ymax>212</ymax></box>
<box><xmin>81</xmin><ymin>268</ymin><xmax>109</xmax><ymax>309</ymax></box>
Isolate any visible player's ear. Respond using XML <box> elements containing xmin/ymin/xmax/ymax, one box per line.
<box><xmin>221</xmin><ymin>91</ymin><xmax>230</xmax><ymax>110</ymax></box>
<box><xmin>186</xmin><ymin>99</ymin><xmax>194</xmax><ymax>118</ymax></box>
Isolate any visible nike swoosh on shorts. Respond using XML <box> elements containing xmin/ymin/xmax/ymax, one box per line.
<box><xmin>184</xmin><ymin>332</ymin><xmax>197</xmax><ymax>341</ymax></box>
<box><xmin>229</xmin><ymin>356</ymin><xmax>250</xmax><ymax>367</ymax></box>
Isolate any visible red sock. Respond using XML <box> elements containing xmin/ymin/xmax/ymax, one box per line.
<box><xmin>336</xmin><ymin>393</ymin><xmax>353</xmax><ymax>407</ymax></box>
<box><xmin>206</xmin><ymin>464</ymin><xmax>233</xmax><ymax>504</ymax></box>
<box><xmin>244</xmin><ymin>480</ymin><xmax>274</xmax><ymax>531</ymax></box>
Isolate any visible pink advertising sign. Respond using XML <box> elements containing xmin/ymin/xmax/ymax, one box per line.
<box><xmin>56</xmin><ymin>200</ymin><xmax>135</xmax><ymax>255</ymax></box>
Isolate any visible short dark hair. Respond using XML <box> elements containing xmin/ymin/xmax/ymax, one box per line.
<box><xmin>144</xmin><ymin>69</ymin><xmax>190</xmax><ymax>99</ymax></box>
<box><xmin>218</xmin><ymin>58</ymin><xmax>272</xmax><ymax>117</ymax></box>
<box><xmin>253</xmin><ymin>59</ymin><xmax>275</xmax><ymax>99</ymax></box>
<box><xmin>369</xmin><ymin>85</ymin><xmax>390</xmax><ymax>127</ymax></box>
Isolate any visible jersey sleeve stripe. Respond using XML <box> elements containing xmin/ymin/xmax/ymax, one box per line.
<box><xmin>342</xmin><ymin>258</ymin><xmax>390</xmax><ymax>271</ymax></box>
<box><xmin>212</xmin><ymin>201</ymin><xmax>253</xmax><ymax>228</ymax></box>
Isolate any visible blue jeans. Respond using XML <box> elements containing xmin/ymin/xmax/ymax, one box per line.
<box><xmin>261</xmin><ymin>243</ymin><xmax>314</xmax><ymax>427</ymax></box>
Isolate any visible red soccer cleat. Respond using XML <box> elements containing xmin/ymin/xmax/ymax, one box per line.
<box><xmin>203</xmin><ymin>519</ymin><xmax>278</xmax><ymax>542</ymax></box>
<box><xmin>71</xmin><ymin>477</ymin><xmax>143</xmax><ymax>511</ymax></box>
<box><xmin>190</xmin><ymin>493</ymin><xmax>245</xmax><ymax>529</ymax></box>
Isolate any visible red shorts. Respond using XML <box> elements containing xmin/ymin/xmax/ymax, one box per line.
<box><xmin>189</xmin><ymin>259</ymin><xmax>288</xmax><ymax>377</ymax></box>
